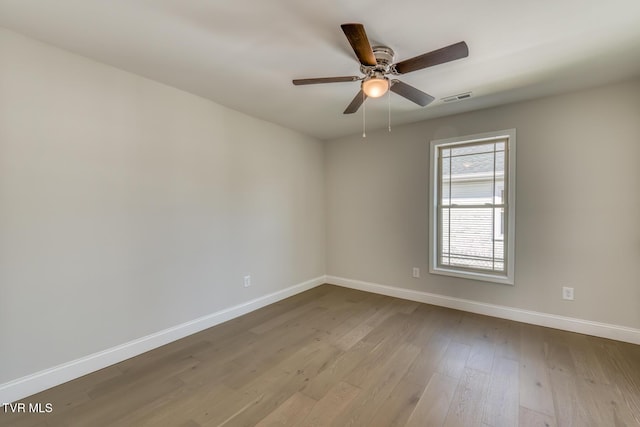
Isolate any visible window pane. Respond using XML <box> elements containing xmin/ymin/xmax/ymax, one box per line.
<box><xmin>440</xmin><ymin>207</ymin><xmax>450</xmax><ymax>265</ymax></box>
<box><xmin>440</xmin><ymin>156</ymin><xmax>451</xmax><ymax>206</ymax></box>
<box><xmin>451</xmin><ymin>151</ymin><xmax>495</xmax><ymax>175</ymax></box>
<box><xmin>451</xmin><ymin>144</ymin><xmax>494</xmax><ymax>156</ymax></box>
<box><xmin>494</xmin><ymin>238</ymin><xmax>505</xmax><ymax>271</ymax></box>
<box><xmin>495</xmin><ymin>151</ymin><xmax>505</xmax><ymax>205</ymax></box>
<box><xmin>495</xmin><ymin>207</ymin><xmax>505</xmax><ymax>239</ymax></box>
<box><xmin>448</xmin><ymin>152</ymin><xmax>495</xmax><ymax>205</ymax></box>
<box><xmin>447</xmin><ymin>179</ymin><xmax>494</xmax><ymax>205</ymax></box>
<box><xmin>440</xmin><ymin>207</ymin><xmax>504</xmax><ymax>272</ymax></box>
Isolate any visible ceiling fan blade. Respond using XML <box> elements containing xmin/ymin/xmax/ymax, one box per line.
<box><xmin>341</xmin><ymin>23</ymin><xmax>377</xmax><ymax>66</ymax></box>
<box><xmin>390</xmin><ymin>80</ymin><xmax>435</xmax><ymax>106</ymax></box>
<box><xmin>292</xmin><ymin>76</ymin><xmax>360</xmax><ymax>85</ymax></box>
<box><xmin>344</xmin><ymin>90</ymin><xmax>367</xmax><ymax>114</ymax></box>
<box><xmin>394</xmin><ymin>41</ymin><xmax>469</xmax><ymax>74</ymax></box>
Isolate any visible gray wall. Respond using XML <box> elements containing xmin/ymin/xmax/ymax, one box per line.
<box><xmin>0</xmin><ymin>29</ymin><xmax>325</xmax><ymax>384</ymax></box>
<box><xmin>325</xmin><ymin>77</ymin><xmax>640</xmax><ymax>329</ymax></box>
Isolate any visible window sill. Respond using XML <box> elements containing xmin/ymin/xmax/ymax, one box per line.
<box><xmin>429</xmin><ymin>266</ymin><xmax>514</xmax><ymax>285</ymax></box>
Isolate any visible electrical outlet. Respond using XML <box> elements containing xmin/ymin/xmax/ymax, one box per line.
<box><xmin>243</xmin><ymin>275</ymin><xmax>251</xmax><ymax>288</ymax></box>
<box><xmin>562</xmin><ymin>286</ymin><xmax>574</xmax><ymax>300</ymax></box>
<box><xmin>412</xmin><ymin>268</ymin><xmax>420</xmax><ymax>278</ymax></box>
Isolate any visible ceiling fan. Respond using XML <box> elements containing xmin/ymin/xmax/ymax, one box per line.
<box><xmin>293</xmin><ymin>23</ymin><xmax>469</xmax><ymax>114</ymax></box>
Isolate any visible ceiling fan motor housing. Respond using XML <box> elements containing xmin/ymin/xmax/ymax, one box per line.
<box><xmin>360</xmin><ymin>45</ymin><xmax>395</xmax><ymax>75</ymax></box>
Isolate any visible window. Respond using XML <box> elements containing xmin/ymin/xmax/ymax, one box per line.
<box><xmin>429</xmin><ymin>129</ymin><xmax>516</xmax><ymax>285</ymax></box>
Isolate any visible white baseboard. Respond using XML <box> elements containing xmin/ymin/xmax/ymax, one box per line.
<box><xmin>0</xmin><ymin>276</ymin><xmax>326</xmax><ymax>404</ymax></box>
<box><xmin>326</xmin><ymin>275</ymin><xmax>640</xmax><ymax>346</ymax></box>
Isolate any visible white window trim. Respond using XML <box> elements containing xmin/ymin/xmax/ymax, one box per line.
<box><xmin>428</xmin><ymin>129</ymin><xmax>516</xmax><ymax>285</ymax></box>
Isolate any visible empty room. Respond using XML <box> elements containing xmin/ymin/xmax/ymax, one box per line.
<box><xmin>1</xmin><ymin>1</ymin><xmax>639</xmax><ymax>426</ymax></box>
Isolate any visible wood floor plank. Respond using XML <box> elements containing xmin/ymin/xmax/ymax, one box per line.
<box><xmin>10</xmin><ymin>364</ymin><xmax>121</xmax><ymax>421</ymax></box>
<box><xmin>333</xmin><ymin>321</ymin><xmax>374</xmax><ymax>351</ymax></box>
<box><xmin>543</xmin><ymin>329</ymin><xmax>578</xmax><ymax>377</ymax></box>
<box><xmin>443</xmin><ymin>367</ymin><xmax>490</xmax><ymax>427</ymax></box>
<box><xmin>494</xmin><ymin>320</ymin><xmax>521</xmax><ymax>361</ymax></box>
<box><xmin>4</xmin><ymin>285</ymin><xmax>640</xmax><ymax>427</ymax></box>
<box><xmin>368</xmin><ymin>334</ymin><xmax>448</xmax><ymax>427</ymax></box>
<box><xmin>550</xmin><ymin>369</ymin><xmax>638</xmax><ymax>427</ymax></box>
<box><xmin>320</xmin><ymin>291</ymin><xmax>387</xmax><ymax>351</ymax></box>
<box><xmin>437</xmin><ymin>341</ymin><xmax>471</xmax><ymax>380</ymax></box>
<box><xmin>368</xmin><ymin>375</ymin><xmax>426</xmax><ymax>427</ymax></box>
<box><xmin>466</xmin><ymin>337</ymin><xmax>497</xmax><ymax>374</ymax></box>
<box><xmin>564</xmin><ymin>333</ymin><xmax>610</xmax><ymax>385</ymax></box>
<box><xmin>588</xmin><ymin>338</ymin><xmax>640</xmax><ymax>424</ymax></box>
<box><xmin>295</xmin><ymin>381</ymin><xmax>360</xmax><ymax>427</ymax></box>
<box><xmin>185</xmin><ymin>329</ymin><xmax>261</xmax><ymax>368</ymax></box>
<box><xmin>405</xmin><ymin>372</ymin><xmax>459</xmax><ymax>427</ymax></box>
<box><xmin>298</xmin><ymin>317</ymin><xmax>400</xmax><ymax>402</ymax></box>
<box><xmin>343</xmin><ymin>313</ymin><xmax>421</xmax><ymax>388</ymax></box>
<box><xmin>87</xmin><ymin>340</ymin><xmax>206</xmax><ymax>399</ymax></box>
<box><xmin>396</xmin><ymin>300</ymin><xmax>420</xmax><ymax>315</ymax></box>
<box><xmin>254</xmin><ymin>392</ymin><xmax>316</xmax><ymax>427</ymax></box>
<box><xmin>329</xmin><ymin>343</ymin><xmax>421</xmax><ymax>426</ymax></box>
<box><xmin>580</xmin><ymin>376</ymin><xmax>638</xmax><ymax>426</ymax></box>
<box><xmin>519</xmin><ymin>406</ymin><xmax>556</xmax><ymax>427</ymax></box>
<box><xmin>221</xmin><ymin>306</ymin><xmax>334</xmax><ymax>389</ymax></box>
<box><xmin>404</xmin><ymin>333</ymin><xmax>451</xmax><ymax>386</ymax></box>
<box><xmin>209</xmin><ymin>343</ymin><xmax>341</xmax><ymax>427</ymax></box>
<box><xmin>249</xmin><ymin>299</ymin><xmax>321</xmax><ymax>334</ymax></box>
<box><xmin>482</xmin><ymin>356</ymin><xmax>519</xmax><ymax>427</ymax></box>
<box><xmin>52</xmin><ymin>375</ymin><xmax>186</xmax><ymax>427</ymax></box>
<box><xmin>249</xmin><ymin>285</ymin><xmax>360</xmax><ymax>336</ymax></box>
<box><xmin>111</xmin><ymin>381</ymin><xmax>235</xmax><ymax>427</ymax></box>
<box><xmin>519</xmin><ymin>324</ymin><xmax>556</xmax><ymax>418</ymax></box>
<box><xmin>453</xmin><ymin>313</ymin><xmax>500</xmax><ymax>344</ymax></box>
<box><xmin>363</xmin><ymin>298</ymin><xmax>413</xmax><ymax>329</ymax></box>
<box><xmin>0</xmin><ymin>417</ymin><xmax>50</xmax><ymax>427</ymax></box>
<box><xmin>297</xmin><ymin>344</ymin><xmax>365</xmax><ymax>401</ymax></box>
<box><xmin>403</xmin><ymin>305</ymin><xmax>438</xmax><ymax>347</ymax></box>
<box><xmin>549</xmin><ymin>370</ymin><xmax>593</xmax><ymax>426</ymax></box>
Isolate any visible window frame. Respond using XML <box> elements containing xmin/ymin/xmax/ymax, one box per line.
<box><xmin>429</xmin><ymin>129</ymin><xmax>516</xmax><ymax>285</ymax></box>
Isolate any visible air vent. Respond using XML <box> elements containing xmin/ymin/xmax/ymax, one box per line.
<box><xmin>441</xmin><ymin>91</ymin><xmax>472</xmax><ymax>103</ymax></box>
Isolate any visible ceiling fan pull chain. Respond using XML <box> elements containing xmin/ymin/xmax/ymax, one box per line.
<box><xmin>362</xmin><ymin>91</ymin><xmax>367</xmax><ymax>138</ymax></box>
<box><xmin>388</xmin><ymin>88</ymin><xmax>392</xmax><ymax>132</ymax></box>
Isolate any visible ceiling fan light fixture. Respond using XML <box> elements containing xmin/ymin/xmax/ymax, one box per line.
<box><xmin>362</xmin><ymin>76</ymin><xmax>389</xmax><ymax>98</ymax></box>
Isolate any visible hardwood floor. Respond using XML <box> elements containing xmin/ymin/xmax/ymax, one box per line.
<box><xmin>2</xmin><ymin>284</ymin><xmax>639</xmax><ymax>426</ymax></box>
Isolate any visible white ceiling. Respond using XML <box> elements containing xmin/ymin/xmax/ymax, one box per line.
<box><xmin>1</xmin><ymin>0</ymin><xmax>640</xmax><ymax>140</ymax></box>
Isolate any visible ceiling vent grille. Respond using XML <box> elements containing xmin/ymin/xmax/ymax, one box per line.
<box><xmin>442</xmin><ymin>91</ymin><xmax>472</xmax><ymax>103</ymax></box>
